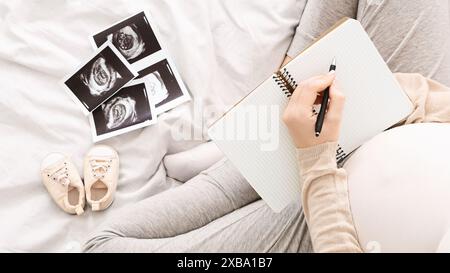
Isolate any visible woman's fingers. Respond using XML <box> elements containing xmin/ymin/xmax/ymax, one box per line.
<box><xmin>288</xmin><ymin>72</ymin><xmax>338</xmax><ymax>120</ymax></box>
<box><xmin>326</xmin><ymin>81</ymin><xmax>346</xmax><ymax>122</ymax></box>
<box><xmin>283</xmin><ymin>73</ymin><xmax>345</xmax><ymax>149</ymax></box>
<box><xmin>314</xmin><ymin>93</ymin><xmax>323</xmax><ymax>105</ymax></box>
<box><xmin>293</xmin><ymin>72</ymin><xmax>336</xmax><ymax>107</ymax></box>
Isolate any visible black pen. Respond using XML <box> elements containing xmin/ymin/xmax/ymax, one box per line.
<box><xmin>315</xmin><ymin>57</ymin><xmax>337</xmax><ymax>137</ymax></box>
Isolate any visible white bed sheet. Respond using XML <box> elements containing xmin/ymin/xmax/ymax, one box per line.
<box><xmin>0</xmin><ymin>0</ymin><xmax>305</xmax><ymax>252</ymax></box>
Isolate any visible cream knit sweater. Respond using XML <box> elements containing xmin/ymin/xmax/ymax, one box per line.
<box><xmin>297</xmin><ymin>73</ymin><xmax>450</xmax><ymax>253</ymax></box>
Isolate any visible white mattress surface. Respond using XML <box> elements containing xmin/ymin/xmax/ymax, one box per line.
<box><xmin>0</xmin><ymin>0</ymin><xmax>305</xmax><ymax>252</ymax></box>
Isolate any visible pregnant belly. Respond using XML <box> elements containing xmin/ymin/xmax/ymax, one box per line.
<box><xmin>344</xmin><ymin>123</ymin><xmax>450</xmax><ymax>253</ymax></box>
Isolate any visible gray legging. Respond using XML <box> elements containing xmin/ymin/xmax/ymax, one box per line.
<box><xmin>84</xmin><ymin>0</ymin><xmax>450</xmax><ymax>252</ymax></box>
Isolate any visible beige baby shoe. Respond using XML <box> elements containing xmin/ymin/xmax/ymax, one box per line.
<box><xmin>41</xmin><ymin>153</ymin><xmax>85</xmax><ymax>215</ymax></box>
<box><xmin>84</xmin><ymin>145</ymin><xmax>119</xmax><ymax>211</ymax></box>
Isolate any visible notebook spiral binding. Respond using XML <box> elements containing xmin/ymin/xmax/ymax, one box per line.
<box><xmin>273</xmin><ymin>68</ymin><xmax>297</xmax><ymax>98</ymax></box>
<box><xmin>273</xmin><ymin>68</ymin><xmax>348</xmax><ymax>163</ymax></box>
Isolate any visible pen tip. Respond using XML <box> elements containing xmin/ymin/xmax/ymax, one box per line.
<box><xmin>332</xmin><ymin>57</ymin><xmax>336</xmax><ymax>66</ymax></box>
<box><xmin>315</xmin><ymin>132</ymin><xmax>320</xmax><ymax>137</ymax></box>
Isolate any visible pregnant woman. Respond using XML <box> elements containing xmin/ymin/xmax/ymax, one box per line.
<box><xmin>84</xmin><ymin>0</ymin><xmax>450</xmax><ymax>252</ymax></box>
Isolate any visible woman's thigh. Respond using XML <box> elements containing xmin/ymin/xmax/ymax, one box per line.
<box><xmin>85</xmin><ymin>197</ymin><xmax>311</xmax><ymax>253</ymax></box>
<box><xmin>293</xmin><ymin>0</ymin><xmax>450</xmax><ymax>85</ymax></box>
<box><xmin>84</xmin><ymin>158</ymin><xmax>312</xmax><ymax>252</ymax></box>
<box><xmin>135</xmin><ymin>200</ymin><xmax>312</xmax><ymax>253</ymax></box>
<box><xmin>357</xmin><ymin>0</ymin><xmax>450</xmax><ymax>85</ymax></box>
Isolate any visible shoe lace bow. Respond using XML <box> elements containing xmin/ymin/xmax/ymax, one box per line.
<box><xmin>90</xmin><ymin>158</ymin><xmax>112</xmax><ymax>179</ymax></box>
<box><xmin>48</xmin><ymin>163</ymin><xmax>70</xmax><ymax>187</ymax></box>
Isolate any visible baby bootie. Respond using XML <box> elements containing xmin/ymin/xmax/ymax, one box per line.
<box><xmin>84</xmin><ymin>145</ymin><xmax>119</xmax><ymax>211</ymax></box>
<box><xmin>41</xmin><ymin>153</ymin><xmax>85</xmax><ymax>215</ymax></box>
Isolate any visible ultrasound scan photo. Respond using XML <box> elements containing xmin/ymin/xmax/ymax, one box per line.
<box><xmin>92</xmin><ymin>11</ymin><xmax>161</xmax><ymax>66</ymax></box>
<box><xmin>90</xmin><ymin>80</ymin><xmax>157</xmax><ymax>141</ymax></box>
<box><xmin>63</xmin><ymin>44</ymin><xmax>137</xmax><ymax>114</ymax></box>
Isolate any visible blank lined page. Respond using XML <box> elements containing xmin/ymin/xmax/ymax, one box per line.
<box><xmin>209</xmin><ymin>19</ymin><xmax>413</xmax><ymax>213</ymax></box>
<box><xmin>285</xmin><ymin>19</ymin><xmax>413</xmax><ymax>154</ymax></box>
<box><xmin>208</xmin><ymin>78</ymin><xmax>301</xmax><ymax>213</ymax></box>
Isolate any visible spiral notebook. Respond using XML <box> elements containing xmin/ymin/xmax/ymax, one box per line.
<box><xmin>208</xmin><ymin>18</ymin><xmax>413</xmax><ymax>212</ymax></box>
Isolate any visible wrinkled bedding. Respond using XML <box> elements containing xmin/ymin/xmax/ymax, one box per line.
<box><xmin>0</xmin><ymin>0</ymin><xmax>305</xmax><ymax>252</ymax></box>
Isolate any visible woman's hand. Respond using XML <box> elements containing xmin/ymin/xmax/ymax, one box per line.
<box><xmin>283</xmin><ymin>73</ymin><xmax>346</xmax><ymax>149</ymax></box>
